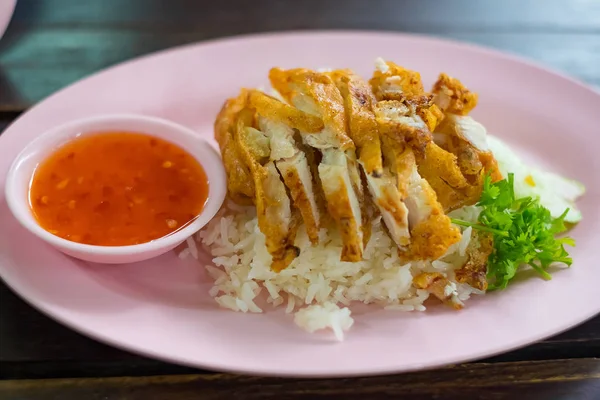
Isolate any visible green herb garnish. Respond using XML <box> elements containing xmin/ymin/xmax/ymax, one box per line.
<box><xmin>451</xmin><ymin>173</ymin><xmax>575</xmax><ymax>290</ymax></box>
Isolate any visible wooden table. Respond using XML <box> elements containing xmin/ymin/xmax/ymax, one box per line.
<box><xmin>0</xmin><ymin>1</ymin><xmax>599</xmax><ymax>398</ymax></box>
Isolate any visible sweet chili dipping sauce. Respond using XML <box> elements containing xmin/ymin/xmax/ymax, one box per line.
<box><xmin>29</xmin><ymin>132</ymin><xmax>209</xmax><ymax>246</ymax></box>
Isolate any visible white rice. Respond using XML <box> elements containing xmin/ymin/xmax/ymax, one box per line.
<box><xmin>189</xmin><ymin>200</ymin><xmax>482</xmax><ymax>340</ymax></box>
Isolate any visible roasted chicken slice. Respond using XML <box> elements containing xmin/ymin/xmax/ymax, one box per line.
<box><xmin>270</xmin><ymin>68</ymin><xmax>365</xmax><ymax>261</ymax></box>
<box><xmin>235</xmin><ymin>108</ymin><xmax>300</xmax><ymax>271</ymax></box>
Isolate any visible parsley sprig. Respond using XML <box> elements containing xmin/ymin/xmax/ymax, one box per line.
<box><xmin>451</xmin><ymin>173</ymin><xmax>575</xmax><ymax>290</ymax></box>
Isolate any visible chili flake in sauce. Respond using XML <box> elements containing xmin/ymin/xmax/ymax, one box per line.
<box><xmin>29</xmin><ymin>132</ymin><xmax>209</xmax><ymax>246</ymax></box>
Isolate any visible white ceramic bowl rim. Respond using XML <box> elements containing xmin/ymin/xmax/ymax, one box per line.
<box><xmin>4</xmin><ymin>113</ymin><xmax>226</xmax><ymax>257</ymax></box>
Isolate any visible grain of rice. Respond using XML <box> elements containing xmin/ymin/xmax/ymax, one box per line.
<box><xmin>186</xmin><ymin>237</ymin><xmax>199</xmax><ymax>259</ymax></box>
<box><xmin>285</xmin><ymin>295</ymin><xmax>296</xmax><ymax>314</ymax></box>
<box><xmin>236</xmin><ymin>298</ymin><xmax>249</xmax><ymax>312</ymax></box>
<box><xmin>458</xmin><ymin>226</ymin><xmax>472</xmax><ymax>256</ymax></box>
<box><xmin>178</xmin><ymin>248</ymin><xmax>190</xmax><ymax>259</ymax></box>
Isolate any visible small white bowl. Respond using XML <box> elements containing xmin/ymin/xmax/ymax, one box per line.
<box><xmin>5</xmin><ymin>114</ymin><xmax>226</xmax><ymax>264</ymax></box>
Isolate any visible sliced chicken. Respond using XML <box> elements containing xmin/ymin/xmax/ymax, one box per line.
<box><xmin>249</xmin><ymin>90</ymin><xmax>322</xmax><ymax>244</ymax></box>
<box><xmin>434</xmin><ymin>113</ymin><xmax>503</xmax><ymax>182</ymax></box>
<box><xmin>329</xmin><ymin>69</ymin><xmax>383</xmax><ymax>176</ymax></box>
<box><xmin>329</xmin><ymin>69</ymin><xmax>388</xmax><ymax>247</ymax></box>
<box><xmin>375</xmin><ymin>130</ymin><xmax>460</xmax><ymax>261</ymax></box>
<box><xmin>402</xmin><ymin>164</ymin><xmax>461</xmax><ymax>261</ymax></box>
<box><xmin>214</xmin><ymin>91</ymin><xmax>255</xmax><ymax>205</ymax></box>
<box><xmin>371</xmin><ymin>70</ymin><xmax>461</xmax><ymax>260</ymax></box>
<box><xmin>270</xmin><ymin>68</ymin><xmax>365</xmax><ymax>261</ymax></box>
<box><xmin>416</xmin><ymin>141</ymin><xmax>480</xmax><ymax>211</ymax></box>
<box><xmin>363</xmin><ymin>158</ymin><xmax>411</xmax><ymax>248</ymax></box>
<box><xmin>269</xmin><ymin>68</ymin><xmax>354</xmax><ymax>150</ymax></box>
<box><xmin>235</xmin><ymin>107</ymin><xmax>300</xmax><ymax>271</ymax></box>
<box><xmin>426</xmin><ymin>74</ymin><xmax>503</xmax><ymax>210</ymax></box>
<box><xmin>214</xmin><ymin>61</ymin><xmax>494</xmax><ymax>278</ymax></box>
<box><xmin>432</xmin><ymin>73</ymin><xmax>501</xmax><ymax>181</ymax></box>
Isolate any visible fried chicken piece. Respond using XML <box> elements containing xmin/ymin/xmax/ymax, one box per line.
<box><xmin>375</xmin><ymin>107</ymin><xmax>460</xmax><ymax>257</ymax></box>
<box><xmin>373</xmin><ymin>100</ymin><xmax>431</xmax><ymax>154</ymax></box>
<box><xmin>432</xmin><ymin>73</ymin><xmax>478</xmax><ymax>116</ymax></box>
<box><xmin>370</xmin><ymin>83</ymin><xmax>461</xmax><ymax>258</ymax></box>
<box><xmin>401</xmin><ymin>163</ymin><xmax>461</xmax><ymax>261</ymax></box>
<box><xmin>413</xmin><ymin>272</ymin><xmax>463</xmax><ymax>310</ymax></box>
<box><xmin>435</xmin><ymin>114</ymin><xmax>503</xmax><ymax>182</ymax></box>
<box><xmin>330</xmin><ymin>69</ymin><xmax>383</xmax><ymax>176</ymax></box>
<box><xmin>270</xmin><ymin>68</ymin><xmax>365</xmax><ymax>261</ymax></box>
<box><xmin>422</xmin><ymin>99</ymin><xmax>502</xmax><ymax>211</ymax></box>
<box><xmin>318</xmin><ymin>149</ymin><xmax>364</xmax><ymax>261</ymax></box>
<box><xmin>330</xmin><ymin>69</ymin><xmax>386</xmax><ymax>247</ymax></box>
<box><xmin>416</xmin><ymin>141</ymin><xmax>482</xmax><ymax>212</ymax></box>
<box><xmin>214</xmin><ymin>91</ymin><xmax>255</xmax><ymax>205</ymax></box>
<box><xmin>269</xmin><ymin>68</ymin><xmax>354</xmax><ymax>150</ymax></box>
<box><xmin>249</xmin><ymin>90</ymin><xmax>322</xmax><ymax>245</ymax></box>
<box><xmin>330</xmin><ymin>96</ymin><xmax>412</xmax><ymax>248</ymax></box>
<box><xmin>236</xmin><ymin>108</ymin><xmax>300</xmax><ymax>271</ymax></box>
<box><xmin>370</xmin><ymin>58</ymin><xmax>445</xmax><ymax>133</ymax></box>
<box><xmin>431</xmin><ymin>73</ymin><xmax>501</xmax><ymax>181</ymax></box>
<box><xmin>370</xmin><ymin>58</ymin><xmax>427</xmax><ymax>102</ymax></box>
<box><xmin>455</xmin><ymin>231</ymin><xmax>493</xmax><ymax>291</ymax></box>
<box><xmin>364</xmin><ymin>141</ymin><xmax>411</xmax><ymax>247</ymax></box>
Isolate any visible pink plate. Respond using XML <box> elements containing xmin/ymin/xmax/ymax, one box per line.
<box><xmin>0</xmin><ymin>31</ymin><xmax>599</xmax><ymax>377</ymax></box>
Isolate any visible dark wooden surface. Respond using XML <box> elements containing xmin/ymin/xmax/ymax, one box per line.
<box><xmin>0</xmin><ymin>0</ymin><xmax>599</xmax><ymax>398</ymax></box>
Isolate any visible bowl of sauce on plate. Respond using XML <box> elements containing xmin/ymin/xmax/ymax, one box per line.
<box><xmin>5</xmin><ymin>114</ymin><xmax>226</xmax><ymax>264</ymax></box>
<box><xmin>30</xmin><ymin>132</ymin><xmax>209</xmax><ymax>246</ymax></box>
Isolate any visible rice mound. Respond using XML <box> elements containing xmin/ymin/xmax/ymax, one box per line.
<box><xmin>191</xmin><ymin>202</ymin><xmax>483</xmax><ymax>340</ymax></box>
